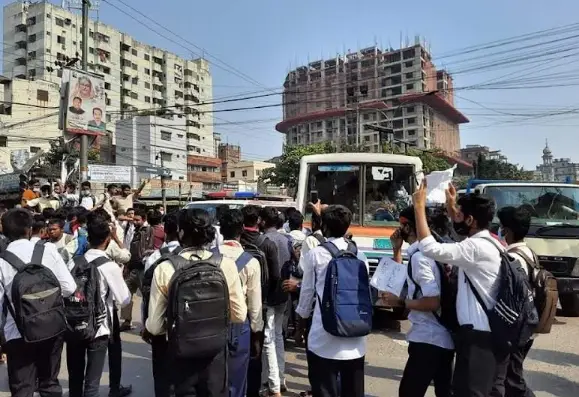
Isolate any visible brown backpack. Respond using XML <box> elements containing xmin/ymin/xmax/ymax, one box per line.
<box><xmin>510</xmin><ymin>247</ymin><xmax>558</xmax><ymax>334</ymax></box>
<box><xmin>130</xmin><ymin>226</ymin><xmax>154</xmax><ymax>269</ymax></box>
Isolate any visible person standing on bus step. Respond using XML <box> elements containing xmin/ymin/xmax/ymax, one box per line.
<box><xmin>146</xmin><ymin>208</ymin><xmax>246</xmax><ymax>397</ymax></box>
<box><xmin>0</xmin><ymin>208</ymin><xmax>76</xmax><ymax>397</ymax></box>
<box><xmin>240</xmin><ymin>205</ymin><xmax>280</xmax><ymax>397</ymax></box>
<box><xmin>381</xmin><ymin>206</ymin><xmax>454</xmax><ymax>397</ymax></box>
<box><xmin>413</xmin><ymin>182</ymin><xmax>505</xmax><ymax>397</ymax></box>
<box><xmin>260</xmin><ymin>206</ymin><xmax>291</xmax><ymax>396</ymax></box>
<box><xmin>218</xmin><ymin>209</ymin><xmax>264</xmax><ymax>397</ymax></box>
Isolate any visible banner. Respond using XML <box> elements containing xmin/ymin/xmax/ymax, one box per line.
<box><xmin>88</xmin><ymin>165</ymin><xmax>132</xmax><ymax>183</ymax></box>
<box><xmin>63</xmin><ymin>69</ymin><xmax>106</xmax><ymax>136</ymax></box>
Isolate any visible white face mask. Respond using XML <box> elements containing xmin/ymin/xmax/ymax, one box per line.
<box><xmin>32</xmin><ymin>187</ymin><xmax>40</xmax><ymax>193</ymax></box>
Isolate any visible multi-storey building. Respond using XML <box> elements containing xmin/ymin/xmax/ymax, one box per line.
<box><xmin>0</xmin><ymin>75</ymin><xmax>60</xmax><ymax>172</ymax></box>
<box><xmin>227</xmin><ymin>160</ymin><xmax>274</xmax><ymax>183</ymax></box>
<box><xmin>535</xmin><ymin>141</ymin><xmax>579</xmax><ymax>183</ymax></box>
<box><xmin>115</xmin><ymin>114</ymin><xmax>187</xmax><ymax>185</ymax></box>
<box><xmin>460</xmin><ymin>144</ymin><xmax>508</xmax><ymax>164</ymax></box>
<box><xmin>218</xmin><ymin>143</ymin><xmax>241</xmax><ymax>182</ymax></box>
<box><xmin>3</xmin><ymin>1</ymin><xmax>215</xmax><ymax>157</ymax></box>
<box><xmin>277</xmin><ymin>41</ymin><xmax>469</xmax><ymax>154</ymax></box>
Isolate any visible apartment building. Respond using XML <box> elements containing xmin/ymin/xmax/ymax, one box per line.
<box><xmin>115</xmin><ymin>114</ymin><xmax>187</xmax><ymax>185</ymax></box>
<box><xmin>3</xmin><ymin>1</ymin><xmax>215</xmax><ymax>156</ymax></box>
<box><xmin>460</xmin><ymin>144</ymin><xmax>508</xmax><ymax>164</ymax></box>
<box><xmin>227</xmin><ymin>160</ymin><xmax>274</xmax><ymax>183</ymax></box>
<box><xmin>277</xmin><ymin>39</ymin><xmax>469</xmax><ymax>154</ymax></box>
<box><xmin>218</xmin><ymin>142</ymin><xmax>241</xmax><ymax>181</ymax></box>
<box><xmin>0</xmin><ymin>76</ymin><xmax>60</xmax><ymax>172</ymax></box>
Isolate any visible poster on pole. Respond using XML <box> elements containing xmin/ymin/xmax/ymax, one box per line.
<box><xmin>88</xmin><ymin>165</ymin><xmax>132</xmax><ymax>183</ymax></box>
<box><xmin>62</xmin><ymin>68</ymin><xmax>107</xmax><ymax>136</ymax></box>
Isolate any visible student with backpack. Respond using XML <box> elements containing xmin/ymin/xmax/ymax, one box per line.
<box><xmin>296</xmin><ymin>204</ymin><xmax>371</xmax><ymax>397</ymax></box>
<box><xmin>79</xmin><ymin>181</ymin><xmax>97</xmax><ymax>210</ymax></box>
<box><xmin>413</xmin><ymin>182</ymin><xmax>532</xmax><ymax>397</ymax></box>
<box><xmin>65</xmin><ymin>213</ymin><xmax>131</xmax><ymax>397</ymax></box>
<box><xmin>0</xmin><ymin>208</ymin><xmax>76</xmax><ymax>397</ymax></box>
<box><xmin>217</xmin><ymin>209</ymin><xmax>264</xmax><ymax>397</ymax></box>
<box><xmin>146</xmin><ymin>208</ymin><xmax>247</xmax><ymax>397</ymax></box>
<box><xmin>142</xmin><ymin>212</ymin><xmax>182</xmax><ymax>397</ymax></box>
<box><xmin>121</xmin><ymin>208</ymin><xmax>154</xmax><ymax>331</ymax></box>
<box><xmin>381</xmin><ymin>205</ymin><xmax>455</xmax><ymax>397</ymax></box>
<box><xmin>491</xmin><ymin>206</ymin><xmax>556</xmax><ymax>397</ymax></box>
<box><xmin>239</xmin><ymin>205</ymin><xmax>279</xmax><ymax>397</ymax></box>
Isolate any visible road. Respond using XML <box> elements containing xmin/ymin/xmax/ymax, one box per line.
<box><xmin>0</xmin><ymin>302</ymin><xmax>578</xmax><ymax>396</ymax></box>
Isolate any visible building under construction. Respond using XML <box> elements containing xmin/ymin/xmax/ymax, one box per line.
<box><xmin>276</xmin><ymin>38</ymin><xmax>469</xmax><ymax>154</ymax></box>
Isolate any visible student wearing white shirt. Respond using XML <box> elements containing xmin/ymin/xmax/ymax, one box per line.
<box><xmin>297</xmin><ymin>204</ymin><xmax>368</xmax><ymax>397</ymax></box>
<box><xmin>66</xmin><ymin>215</ymin><xmax>131</xmax><ymax>397</ymax></box>
<box><xmin>413</xmin><ymin>182</ymin><xmax>506</xmax><ymax>397</ymax></box>
<box><xmin>491</xmin><ymin>206</ymin><xmax>537</xmax><ymax>397</ymax></box>
<box><xmin>0</xmin><ymin>209</ymin><xmax>76</xmax><ymax>397</ymax></box>
<box><xmin>382</xmin><ymin>206</ymin><xmax>455</xmax><ymax>397</ymax></box>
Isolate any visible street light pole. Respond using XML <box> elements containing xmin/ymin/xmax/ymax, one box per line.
<box><xmin>79</xmin><ymin>0</ymin><xmax>90</xmax><ymax>183</ymax></box>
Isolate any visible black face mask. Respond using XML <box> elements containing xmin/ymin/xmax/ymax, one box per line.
<box><xmin>453</xmin><ymin>221</ymin><xmax>471</xmax><ymax>236</ymax></box>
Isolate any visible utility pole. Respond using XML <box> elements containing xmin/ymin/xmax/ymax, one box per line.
<box><xmin>159</xmin><ymin>154</ymin><xmax>167</xmax><ymax>212</ymax></box>
<box><xmin>79</xmin><ymin>0</ymin><xmax>90</xmax><ymax>183</ymax></box>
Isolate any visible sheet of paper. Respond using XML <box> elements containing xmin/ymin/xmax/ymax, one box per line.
<box><xmin>425</xmin><ymin>164</ymin><xmax>457</xmax><ymax>205</ymax></box>
<box><xmin>370</xmin><ymin>257</ymin><xmax>408</xmax><ymax>297</ymax></box>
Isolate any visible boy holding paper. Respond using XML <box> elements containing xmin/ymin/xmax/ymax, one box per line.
<box><xmin>381</xmin><ymin>205</ymin><xmax>454</xmax><ymax>397</ymax></box>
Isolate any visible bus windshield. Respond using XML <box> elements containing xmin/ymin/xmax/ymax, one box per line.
<box><xmin>484</xmin><ymin>185</ymin><xmax>579</xmax><ymax>225</ymax></box>
<box><xmin>305</xmin><ymin>162</ymin><xmax>415</xmax><ymax>226</ymax></box>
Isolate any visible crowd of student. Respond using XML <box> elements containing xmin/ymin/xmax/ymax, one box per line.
<box><xmin>0</xmin><ymin>178</ymin><xmax>555</xmax><ymax>397</ymax></box>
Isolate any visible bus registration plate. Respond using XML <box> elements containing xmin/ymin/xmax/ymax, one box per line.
<box><xmin>373</xmin><ymin>238</ymin><xmax>392</xmax><ymax>250</ymax></box>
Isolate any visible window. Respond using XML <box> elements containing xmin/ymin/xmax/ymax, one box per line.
<box><xmin>57</xmin><ymin>36</ymin><xmax>65</xmax><ymax>45</ymax></box>
<box><xmin>177</xmin><ymin>134</ymin><xmax>184</xmax><ymax>139</ymax></box>
<box><xmin>132</xmin><ymin>77</ymin><xmax>138</xmax><ymax>84</ymax></box>
<box><xmin>131</xmin><ymin>49</ymin><xmax>137</xmax><ymax>56</ymax></box>
<box><xmin>406</xmin><ymin>106</ymin><xmax>415</xmax><ymax>114</ymax></box>
<box><xmin>28</xmin><ymin>34</ymin><xmax>36</xmax><ymax>43</ymax></box>
<box><xmin>160</xmin><ymin>131</ymin><xmax>172</xmax><ymax>141</ymax></box>
<box><xmin>27</xmin><ymin>17</ymin><xmax>36</xmax><ymax>26</ymax></box>
<box><xmin>55</xmin><ymin>18</ymin><xmax>64</xmax><ymax>27</ymax></box>
<box><xmin>130</xmin><ymin>92</ymin><xmax>138</xmax><ymax>100</ymax></box>
<box><xmin>28</xmin><ymin>51</ymin><xmax>36</xmax><ymax>59</ymax></box>
<box><xmin>145</xmin><ymin>96</ymin><xmax>151</xmax><ymax>103</ymax></box>
<box><xmin>37</xmin><ymin>89</ymin><xmax>49</xmax><ymax>101</ymax></box>
<box><xmin>28</xmin><ymin>69</ymin><xmax>36</xmax><ymax>77</ymax></box>
<box><xmin>406</xmin><ymin>83</ymin><xmax>414</xmax><ymax>90</ymax></box>
<box><xmin>145</xmin><ymin>82</ymin><xmax>150</xmax><ymax>89</ymax></box>
<box><xmin>242</xmin><ymin>170</ymin><xmax>248</xmax><ymax>177</ymax></box>
<box><xmin>144</xmin><ymin>68</ymin><xmax>150</xmax><ymax>75</ymax></box>
<box><xmin>0</xmin><ymin>136</ymin><xmax>7</xmax><ymax>147</ymax></box>
<box><xmin>102</xmin><ymin>67</ymin><xmax>110</xmax><ymax>75</ymax></box>
<box><xmin>89</xmin><ymin>47</ymin><xmax>94</xmax><ymax>54</ymax></box>
<box><xmin>30</xmin><ymin>146</ymin><xmax>41</xmax><ymax>153</ymax></box>
<box><xmin>105</xmin><ymin>82</ymin><xmax>111</xmax><ymax>90</ymax></box>
<box><xmin>46</xmin><ymin>31</ymin><xmax>51</xmax><ymax>36</ymax></box>
<box><xmin>406</xmin><ymin>72</ymin><xmax>413</xmax><ymax>79</ymax></box>
<box><xmin>160</xmin><ymin>152</ymin><xmax>172</xmax><ymax>162</ymax></box>
<box><xmin>132</xmin><ymin>63</ymin><xmax>138</xmax><ymax>70</ymax></box>
<box><xmin>404</xmin><ymin>61</ymin><xmax>413</xmax><ymax>68</ymax></box>
<box><xmin>144</xmin><ymin>54</ymin><xmax>150</xmax><ymax>61</ymax></box>
<box><xmin>407</xmin><ymin>117</ymin><xmax>416</xmax><ymax>125</ymax></box>
<box><xmin>230</xmin><ymin>171</ymin><xmax>235</xmax><ymax>178</ymax></box>
<box><xmin>407</xmin><ymin>129</ymin><xmax>416</xmax><ymax>136</ymax></box>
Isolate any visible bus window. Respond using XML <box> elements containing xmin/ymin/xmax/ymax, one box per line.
<box><xmin>306</xmin><ymin>164</ymin><xmax>361</xmax><ymax>224</ymax></box>
<box><xmin>364</xmin><ymin>164</ymin><xmax>414</xmax><ymax>225</ymax></box>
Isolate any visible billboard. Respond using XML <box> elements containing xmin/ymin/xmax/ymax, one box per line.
<box><xmin>88</xmin><ymin>165</ymin><xmax>132</xmax><ymax>183</ymax></box>
<box><xmin>62</xmin><ymin>68</ymin><xmax>107</xmax><ymax>136</ymax></box>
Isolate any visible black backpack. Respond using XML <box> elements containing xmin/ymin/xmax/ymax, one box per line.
<box><xmin>407</xmin><ymin>254</ymin><xmax>459</xmax><ymax>333</ymax></box>
<box><xmin>142</xmin><ymin>245</ymin><xmax>184</xmax><ymax>321</ymax></box>
<box><xmin>312</xmin><ymin>233</ymin><xmax>326</xmax><ymax>245</ymax></box>
<box><xmin>243</xmin><ymin>235</ymin><xmax>269</xmax><ymax>304</ymax></box>
<box><xmin>64</xmin><ymin>255</ymin><xmax>110</xmax><ymax>341</ymax></box>
<box><xmin>167</xmin><ymin>253</ymin><xmax>230</xmax><ymax>359</ymax></box>
<box><xmin>466</xmin><ymin>237</ymin><xmax>539</xmax><ymax>351</ymax></box>
<box><xmin>1</xmin><ymin>241</ymin><xmax>67</xmax><ymax>343</ymax></box>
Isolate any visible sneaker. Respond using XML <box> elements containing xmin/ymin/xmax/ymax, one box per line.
<box><xmin>109</xmin><ymin>384</ymin><xmax>133</xmax><ymax>397</ymax></box>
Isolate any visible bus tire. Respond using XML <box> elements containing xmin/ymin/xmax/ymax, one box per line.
<box><xmin>560</xmin><ymin>293</ymin><xmax>579</xmax><ymax>317</ymax></box>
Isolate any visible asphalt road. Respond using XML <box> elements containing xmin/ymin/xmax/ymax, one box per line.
<box><xmin>1</xmin><ymin>301</ymin><xmax>578</xmax><ymax>397</ymax></box>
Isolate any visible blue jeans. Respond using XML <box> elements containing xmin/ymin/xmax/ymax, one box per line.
<box><xmin>229</xmin><ymin>319</ymin><xmax>251</xmax><ymax>397</ymax></box>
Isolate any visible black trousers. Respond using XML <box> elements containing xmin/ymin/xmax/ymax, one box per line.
<box><xmin>490</xmin><ymin>340</ymin><xmax>535</xmax><ymax>397</ymax></box>
<box><xmin>152</xmin><ymin>334</ymin><xmax>172</xmax><ymax>397</ymax></box>
<box><xmin>306</xmin><ymin>349</ymin><xmax>365</xmax><ymax>397</ymax></box>
<box><xmin>66</xmin><ymin>335</ymin><xmax>109</xmax><ymax>397</ymax></box>
<box><xmin>399</xmin><ymin>342</ymin><xmax>454</xmax><ymax>397</ymax></box>
<box><xmin>453</xmin><ymin>326</ymin><xmax>509</xmax><ymax>397</ymax></box>
<box><xmin>4</xmin><ymin>335</ymin><xmax>64</xmax><ymax>397</ymax></box>
<box><xmin>108</xmin><ymin>306</ymin><xmax>123</xmax><ymax>392</ymax></box>
<box><xmin>172</xmin><ymin>348</ymin><xmax>228</xmax><ymax>397</ymax></box>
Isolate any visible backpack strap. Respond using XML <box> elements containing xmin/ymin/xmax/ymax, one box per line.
<box><xmin>89</xmin><ymin>256</ymin><xmax>111</xmax><ymax>267</ymax></box>
<box><xmin>210</xmin><ymin>246</ymin><xmax>220</xmax><ymax>255</ymax></box>
<box><xmin>72</xmin><ymin>255</ymin><xmax>89</xmax><ymax>269</ymax></box>
<box><xmin>235</xmin><ymin>252</ymin><xmax>254</xmax><ymax>273</ymax></box>
<box><xmin>509</xmin><ymin>247</ymin><xmax>539</xmax><ymax>270</ymax></box>
<box><xmin>313</xmin><ymin>233</ymin><xmax>325</xmax><ymax>244</ymax></box>
<box><xmin>321</xmin><ymin>241</ymin><xmax>340</xmax><ymax>258</ymax></box>
<box><xmin>464</xmin><ymin>273</ymin><xmax>490</xmax><ymax>314</ymax></box>
<box><xmin>205</xmin><ymin>253</ymin><xmax>223</xmax><ymax>268</ymax></box>
<box><xmin>0</xmin><ymin>250</ymin><xmax>28</xmax><ymax>272</ymax></box>
<box><xmin>172</xmin><ymin>246</ymin><xmax>183</xmax><ymax>255</ymax></box>
<box><xmin>31</xmin><ymin>240</ymin><xmax>46</xmax><ymax>264</ymax></box>
<box><xmin>406</xmin><ymin>253</ymin><xmax>421</xmax><ymax>300</ymax></box>
<box><xmin>160</xmin><ymin>246</ymin><xmax>171</xmax><ymax>255</ymax></box>
<box><xmin>256</xmin><ymin>234</ymin><xmax>267</xmax><ymax>247</ymax></box>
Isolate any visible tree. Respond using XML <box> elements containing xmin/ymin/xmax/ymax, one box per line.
<box><xmin>475</xmin><ymin>154</ymin><xmax>533</xmax><ymax>181</ymax></box>
<box><xmin>383</xmin><ymin>143</ymin><xmax>451</xmax><ymax>174</ymax></box>
<box><xmin>42</xmin><ymin>138</ymin><xmax>100</xmax><ymax>180</ymax></box>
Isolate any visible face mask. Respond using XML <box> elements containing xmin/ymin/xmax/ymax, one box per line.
<box><xmin>32</xmin><ymin>187</ymin><xmax>40</xmax><ymax>193</ymax></box>
<box><xmin>453</xmin><ymin>221</ymin><xmax>471</xmax><ymax>236</ymax></box>
<box><xmin>43</xmin><ymin>194</ymin><xmax>50</xmax><ymax>199</ymax></box>
<box><xmin>82</xmin><ymin>190</ymin><xmax>91</xmax><ymax>196</ymax></box>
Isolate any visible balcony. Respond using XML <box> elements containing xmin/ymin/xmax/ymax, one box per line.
<box><xmin>187</xmin><ymin>171</ymin><xmax>221</xmax><ymax>184</ymax></box>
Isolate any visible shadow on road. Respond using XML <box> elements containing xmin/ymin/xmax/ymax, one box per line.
<box><xmin>528</xmin><ymin>348</ymin><xmax>579</xmax><ymax>367</ymax></box>
<box><xmin>527</xmin><ymin>369</ymin><xmax>579</xmax><ymax>396</ymax></box>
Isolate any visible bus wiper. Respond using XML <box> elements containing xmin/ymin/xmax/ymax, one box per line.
<box><xmin>535</xmin><ymin>223</ymin><xmax>578</xmax><ymax>233</ymax></box>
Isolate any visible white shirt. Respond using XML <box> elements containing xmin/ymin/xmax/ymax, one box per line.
<box><xmin>68</xmin><ymin>249</ymin><xmax>131</xmax><ymax>338</ymax></box>
<box><xmin>299</xmin><ymin>230</ymin><xmax>324</xmax><ymax>272</ymax></box>
<box><xmin>419</xmin><ymin>230</ymin><xmax>502</xmax><ymax>332</ymax></box>
<box><xmin>0</xmin><ymin>239</ymin><xmax>76</xmax><ymax>342</ymax></box>
<box><xmin>94</xmin><ymin>192</ymin><xmax>116</xmax><ymax>220</ymax></box>
<box><xmin>123</xmin><ymin>222</ymin><xmax>135</xmax><ymax>248</ymax></box>
<box><xmin>145</xmin><ymin>240</ymin><xmax>181</xmax><ymax>272</ymax></box>
<box><xmin>289</xmin><ymin>229</ymin><xmax>307</xmax><ymax>244</ymax></box>
<box><xmin>296</xmin><ymin>237</ymin><xmax>369</xmax><ymax>360</ymax></box>
<box><xmin>506</xmin><ymin>242</ymin><xmax>534</xmax><ymax>277</ymax></box>
<box><xmin>405</xmin><ymin>242</ymin><xmax>454</xmax><ymax>350</ymax></box>
<box><xmin>80</xmin><ymin>195</ymin><xmax>95</xmax><ymax>210</ymax></box>
<box><xmin>211</xmin><ymin>225</ymin><xmax>224</xmax><ymax>249</ymax></box>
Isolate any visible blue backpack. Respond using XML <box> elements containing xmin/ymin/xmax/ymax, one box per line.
<box><xmin>466</xmin><ymin>237</ymin><xmax>538</xmax><ymax>351</ymax></box>
<box><xmin>317</xmin><ymin>241</ymin><xmax>372</xmax><ymax>338</ymax></box>
<box><xmin>74</xmin><ymin>228</ymin><xmax>89</xmax><ymax>258</ymax></box>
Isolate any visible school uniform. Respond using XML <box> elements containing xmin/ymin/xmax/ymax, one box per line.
<box><xmin>399</xmin><ymin>242</ymin><xmax>454</xmax><ymax>397</ymax></box>
<box><xmin>419</xmin><ymin>230</ymin><xmax>507</xmax><ymax>397</ymax></box>
<box><xmin>297</xmin><ymin>237</ymin><xmax>369</xmax><ymax>397</ymax></box>
<box><xmin>0</xmin><ymin>239</ymin><xmax>76</xmax><ymax>397</ymax></box>
<box><xmin>66</xmin><ymin>249</ymin><xmax>130</xmax><ymax>397</ymax></box>
<box><xmin>490</xmin><ymin>243</ymin><xmax>537</xmax><ymax>397</ymax></box>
